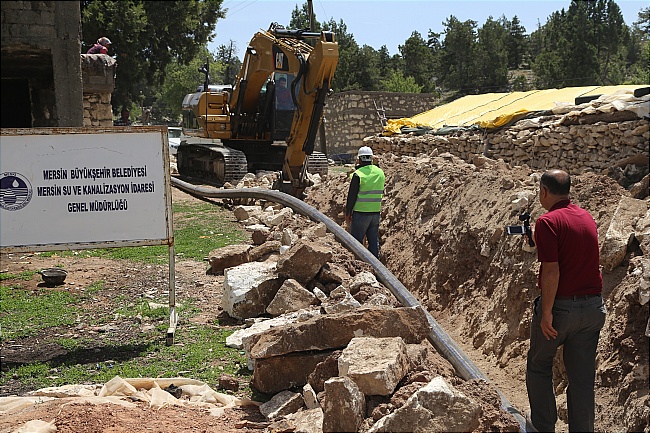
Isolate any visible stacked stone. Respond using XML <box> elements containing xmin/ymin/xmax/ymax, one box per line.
<box><xmin>82</xmin><ymin>93</ymin><xmax>113</xmax><ymax>127</ymax></box>
<box><xmin>365</xmin><ymin>118</ymin><xmax>648</xmax><ymax>173</ymax></box>
<box><xmin>325</xmin><ymin>91</ymin><xmax>438</xmax><ymax>155</ymax></box>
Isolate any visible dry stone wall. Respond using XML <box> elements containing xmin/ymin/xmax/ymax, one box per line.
<box><xmin>364</xmin><ymin>116</ymin><xmax>649</xmax><ymax>174</ymax></box>
<box><xmin>324</xmin><ymin>91</ymin><xmax>438</xmax><ymax>155</ymax></box>
<box><xmin>81</xmin><ymin>54</ymin><xmax>117</xmax><ymax>127</ymax></box>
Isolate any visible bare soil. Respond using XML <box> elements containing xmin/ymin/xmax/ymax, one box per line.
<box><xmin>1</xmin><ymin>153</ymin><xmax>648</xmax><ymax>432</ymax></box>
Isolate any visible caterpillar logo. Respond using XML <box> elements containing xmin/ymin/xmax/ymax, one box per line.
<box><xmin>0</xmin><ymin>172</ymin><xmax>33</xmax><ymax>211</ymax></box>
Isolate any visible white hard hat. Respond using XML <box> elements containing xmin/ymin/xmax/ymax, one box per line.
<box><xmin>98</xmin><ymin>37</ymin><xmax>112</xmax><ymax>46</ymax></box>
<box><xmin>358</xmin><ymin>146</ymin><xmax>373</xmax><ymax>158</ymax></box>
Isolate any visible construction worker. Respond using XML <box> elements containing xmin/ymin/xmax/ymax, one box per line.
<box><xmin>345</xmin><ymin>146</ymin><xmax>385</xmax><ymax>259</ymax></box>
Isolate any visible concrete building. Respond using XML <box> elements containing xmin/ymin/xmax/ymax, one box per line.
<box><xmin>1</xmin><ymin>1</ymin><xmax>83</xmax><ymax>127</ymax></box>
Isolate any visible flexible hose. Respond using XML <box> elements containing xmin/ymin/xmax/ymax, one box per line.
<box><xmin>170</xmin><ymin>177</ymin><xmax>528</xmax><ymax>432</ymax></box>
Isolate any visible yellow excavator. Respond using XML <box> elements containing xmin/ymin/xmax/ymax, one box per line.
<box><xmin>177</xmin><ymin>23</ymin><xmax>339</xmax><ymax>197</ymax></box>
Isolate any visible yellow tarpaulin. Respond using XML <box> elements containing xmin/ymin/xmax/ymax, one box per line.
<box><xmin>384</xmin><ymin>85</ymin><xmax>648</xmax><ymax>134</ymax></box>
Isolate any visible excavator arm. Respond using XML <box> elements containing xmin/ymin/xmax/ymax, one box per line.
<box><xmin>229</xmin><ymin>24</ymin><xmax>338</xmax><ymax>197</ymax></box>
<box><xmin>281</xmin><ymin>31</ymin><xmax>338</xmax><ymax>196</ymax></box>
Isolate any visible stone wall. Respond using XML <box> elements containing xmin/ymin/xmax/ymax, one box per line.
<box><xmin>323</xmin><ymin>91</ymin><xmax>438</xmax><ymax>155</ymax></box>
<box><xmin>81</xmin><ymin>54</ymin><xmax>117</xmax><ymax>127</ymax></box>
<box><xmin>364</xmin><ymin>114</ymin><xmax>649</xmax><ymax>175</ymax></box>
<box><xmin>0</xmin><ymin>1</ymin><xmax>83</xmax><ymax>127</ymax></box>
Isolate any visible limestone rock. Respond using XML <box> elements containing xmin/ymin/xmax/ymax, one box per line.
<box><xmin>267</xmin><ymin>279</ymin><xmax>318</xmax><ymax>316</ymax></box>
<box><xmin>222</xmin><ymin>261</ymin><xmax>283</xmax><ymax>320</ymax></box>
<box><xmin>233</xmin><ymin>205</ymin><xmax>262</xmax><ymax>221</ymax></box>
<box><xmin>252</xmin><ymin>352</ymin><xmax>333</xmax><ymax>394</ymax></box>
<box><xmin>248</xmin><ymin>307</ymin><xmax>430</xmax><ymax>360</ymax></box>
<box><xmin>338</xmin><ymin>337</ymin><xmax>409</xmax><ymax>396</ymax></box>
<box><xmin>367</xmin><ymin>376</ymin><xmax>481</xmax><ymax>433</ymax></box>
<box><xmin>277</xmin><ymin>240</ymin><xmax>333</xmax><ymax>283</ymax></box>
<box><xmin>283</xmin><ymin>408</ymin><xmax>324</xmax><ymax>433</ymax></box>
<box><xmin>303</xmin><ymin>383</ymin><xmax>320</xmax><ymax>409</ymax></box>
<box><xmin>317</xmin><ymin>263</ymin><xmax>350</xmax><ymax>285</ymax></box>
<box><xmin>249</xmin><ymin>240</ymin><xmax>282</xmax><ymax>262</ymax></box>
<box><xmin>259</xmin><ymin>390</ymin><xmax>304</xmax><ymax>421</ymax></box>
<box><xmin>600</xmin><ymin>197</ymin><xmax>649</xmax><ymax>271</ymax></box>
<box><xmin>322</xmin><ymin>376</ymin><xmax>366</xmax><ymax>433</ymax></box>
<box><xmin>308</xmin><ymin>351</ymin><xmax>342</xmax><ymax>393</ymax></box>
<box><xmin>208</xmin><ymin>244</ymin><xmax>251</xmax><ymax>275</ymax></box>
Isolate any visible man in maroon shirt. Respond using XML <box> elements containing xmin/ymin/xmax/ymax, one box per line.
<box><xmin>526</xmin><ymin>169</ymin><xmax>606</xmax><ymax>432</ymax></box>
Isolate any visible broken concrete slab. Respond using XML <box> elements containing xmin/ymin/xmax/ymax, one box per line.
<box><xmin>222</xmin><ymin>261</ymin><xmax>283</xmax><ymax>320</ymax></box>
<box><xmin>322</xmin><ymin>376</ymin><xmax>366</xmax><ymax>433</ymax></box>
<box><xmin>338</xmin><ymin>337</ymin><xmax>410</xmax><ymax>396</ymax></box>
<box><xmin>249</xmin><ymin>307</ymin><xmax>430</xmax><ymax>360</ymax></box>
<box><xmin>367</xmin><ymin>376</ymin><xmax>481</xmax><ymax>433</ymax></box>
<box><xmin>600</xmin><ymin>197</ymin><xmax>649</xmax><ymax>271</ymax></box>
<box><xmin>276</xmin><ymin>240</ymin><xmax>333</xmax><ymax>283</ymax></box>
<box><xmin>266</xmin><ymin>279</ymin><xmax>318</xmax><ymax>316</ymax></box>
<box><xmin>259</xmin><ymin>390</ymin><xmax>304</xmax><ymax>421</ymax></box>
<box><xmin>207</xmin><ymin>244</ymin><xmax>251</xmax><ymax>275</ymax></box>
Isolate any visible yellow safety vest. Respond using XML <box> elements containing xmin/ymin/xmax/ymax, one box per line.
<box><xmin>352</xmin><ymin>165</ymin><xmax>385</xmax><ymax>212</ymax></box>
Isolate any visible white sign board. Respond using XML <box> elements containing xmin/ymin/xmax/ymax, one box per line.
<box><xmin>0</xmin><ymin>128</ymin><xmax>173</xmax><ymax>252</ymax></box>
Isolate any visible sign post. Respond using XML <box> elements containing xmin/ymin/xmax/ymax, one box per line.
<box><xmin>0</xmin><ymin>127</ymin><xmax>178</xmax><ymax>343</ymax></box>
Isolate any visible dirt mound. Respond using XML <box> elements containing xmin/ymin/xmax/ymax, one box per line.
<box><xmin>306</xmin><ymin>152</ymin><xmax>649</xmax><ymax>432</ymax></box>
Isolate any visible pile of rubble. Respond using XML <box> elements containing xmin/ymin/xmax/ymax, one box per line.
<box><xmin>207</xmin><ymin>203</ymin><xmax>519</xmax><ymax>432</ymax></box>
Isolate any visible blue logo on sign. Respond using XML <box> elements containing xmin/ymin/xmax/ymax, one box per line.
<box><xmin>0</xmin><ymin>172</ymin><xmax>33</xmax><ymax>211</ymax></box>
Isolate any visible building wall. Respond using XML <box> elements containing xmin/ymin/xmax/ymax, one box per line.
<box><xmin>1</xmin><ymin>1</ymin><xmax>83</xmax><ymax>127</ymax></box>
<box><xmin>323</xmin><ymin>91</ymin><xmax>438</xmax><ymax>155</ymax></box>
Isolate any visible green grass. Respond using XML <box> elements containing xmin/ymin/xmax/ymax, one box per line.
<box><xmin>5</xmin><ymin>325</ymin><xmax>249</xmax><ymax>392</ymax></box>
<box><xmin>0</xmin><ymin>270</ymin><xmax>39</xmax><ymax>281</ymax></box>
<box><xmin>38</xmin><ymin>201</ymin><xmax>248</xmax><ymax>264</ymax></box>
<box><xmin>0</xmin><ymin>199</ymin><xmax>252</xmax><ymax>396</ymax></box>
<box><xmin>0</xmin><ymin>285</ymin><xmax>80</xmax><ymax>340</ymax></box>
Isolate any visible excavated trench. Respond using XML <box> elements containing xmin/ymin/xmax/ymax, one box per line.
<box><xmin>170</xmin><ymin>149</ymin><xmax>648</xmax><ymax>432</ymax></box>
<box><xmin>171</xmin><ymin>176</ymin><xmax>527</xmax><ymax>431</ymax></box>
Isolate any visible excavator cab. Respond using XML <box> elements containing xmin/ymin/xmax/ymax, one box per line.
<box><xmin>271</xmin><ymin>72</ymin><xmax>298</xmax><ymax>141</ymax></box>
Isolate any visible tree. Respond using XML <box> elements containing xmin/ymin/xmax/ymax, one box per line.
<box><xmin>437</xmin><ymin>16</ymin><xmax>478</xmax><ymax>92</ymax></box>
<box><xmin>155</xmin><ymin>48</ymin><xmax>224</xmax><ymax>123</ymax></box>
<box><xmin>380</xmin><ymin>70</ymin><xmax>423</xmax><ymax>93</ymax></box>
<box><xmin>81</xmin><ymin>0</ymin><xmax>225</xmax><ymax>112</ymax></box>
<box><xmin>399</xmin><ymin>31</ymin><xmax>435</xmax><ymax>92</ymax></box>
<box><xmin>214</xmin><ymin>41</ymin><xmax>242</xmax><ymax>85</ymax></box>
<box><xmin>505</xmin><ymin>15</ymin><xmax>528</xmax><ymax>69</ymax></box>
<box><xmin>476</xmin><ymin>17</ymin><xmax>509</xmax><ymax>92</ymax></box>
<box><xmin>627</xmin><ymin>7</ymin><xmax>649</xmax><ymax>84</ymax></box>
<box><xmin>532</xmin><ymin>10</ymin><xmax>570</xmax><ymax>88</ymax></box>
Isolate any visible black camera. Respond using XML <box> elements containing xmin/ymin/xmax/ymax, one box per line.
<box><xmin>506</xmin><ymin>211</ymin><xmax>535</xmax><ymax>247</ymax></box>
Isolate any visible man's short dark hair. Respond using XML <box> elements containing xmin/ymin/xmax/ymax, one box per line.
<box><xmin>541</xmin><ymin>170</ymin><xmax>570</xmax><ymax>195</ymax></box>
<box><xmin>278</xmin><ymin>77</ymin><xmax>286</xmax><ymax>82</ymax></box>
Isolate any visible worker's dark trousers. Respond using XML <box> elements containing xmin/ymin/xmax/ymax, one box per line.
<box><xmin>350</xmin><ymin>211</ymin><xmax>380</xmax><ymax>259</ymax></box>
<box><xmin>526</xmin><ymin>295</ymin><xmax>606</xmax><ymax>432</ymax></box>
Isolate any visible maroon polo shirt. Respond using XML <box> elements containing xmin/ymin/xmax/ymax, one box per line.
<box><xmin>535</xmin><ymin>199</ymin><xmax>602</xmax><ymax>296</ymax></box>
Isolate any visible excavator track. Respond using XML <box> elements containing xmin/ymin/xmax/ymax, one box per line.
<box><xmin>307</xmin><ymin>151</ymin><xmax>328</xmax><ymax>178</ymax></box>
<box><xmin>177</xmin><ymin>142</ymin><xmax>248</xmax><ymax>186</ymax></box>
